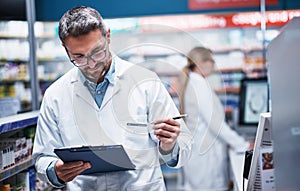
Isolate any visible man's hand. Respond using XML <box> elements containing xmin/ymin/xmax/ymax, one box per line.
<box><xmin>54</xmin><ymin>159</ymin><xmax>91</xmax><ymax>183</ymax></box>
<box><xmin>152</xmin><ymin>118</ymin><xmax>181</xmax><ymax>153</ymax></box>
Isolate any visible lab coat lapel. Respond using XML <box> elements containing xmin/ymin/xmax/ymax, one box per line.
<box><xmin>71</xmin><ymin>58</ymin><xmax>128</xmax><ymax>145</ymax></box>
<box><xmin>99</xmin><ymin>57</ymin><xmax>126</xmax><ymax>110</ymax></box>
<box><xmin>100</xmin><ymin>81</ymin><xmax>121</xmax><ymax>110</ymax></box>
<box><xmin>73</xmin><ymin>96</ymin><xmax>115</xmax><ymax>145</ymax></box>
<box><xmin>73</xmin><ymin>78</ymin><xmax>98</xmax><ymax>110</ymax></box>
<box><xmin>72</xmin><ymin>74</ymin><xmax>115</xmax><ymax>145</ymax></box>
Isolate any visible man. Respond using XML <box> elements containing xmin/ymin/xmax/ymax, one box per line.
<box><xmin>32</xmin><ymin>6</ymin><xmax>192</xmax><ymax>191</ymax></box>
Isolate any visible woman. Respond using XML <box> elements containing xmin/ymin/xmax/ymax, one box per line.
<box><xmin>179</xmin><ymin>47</ymin><xmax>249</xmax><ymax>191</ymax></box>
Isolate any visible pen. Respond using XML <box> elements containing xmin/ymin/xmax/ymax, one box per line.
<box><xmin>172</xmin><ymin>114</ymin><xmax>188</xmax><ymax>120</ymax></box>
<box><xmin>126</xmin><ymin>114</ymin><xmax>187</xmax><ymax>127</ymax></box>
<box><xmin>126</xmin><ymin>122</ymin><xmax>148</xmax><ymax>127</ymax></box>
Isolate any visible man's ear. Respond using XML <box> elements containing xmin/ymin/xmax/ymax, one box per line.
<box><xmin>106</xmin><ymin>28</ymin><xmax>111</xmax><ymax>44</ymax></box>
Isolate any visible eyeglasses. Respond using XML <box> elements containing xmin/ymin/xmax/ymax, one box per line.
<box><xmin>69</xmin><ymin>38</ymin><xmax>107</xmax><ymax>67</ymax></box>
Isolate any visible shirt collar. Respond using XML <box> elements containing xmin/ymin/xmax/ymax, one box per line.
<box><xmin>105</xmin><ymin>58</ymin><xmax>115</xmax><ymax>85</ymax></box>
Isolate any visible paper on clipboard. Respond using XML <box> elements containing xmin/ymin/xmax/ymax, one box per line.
<box><xmin>54</xmin><ymin>145</ymin><xmax>135</xmax><ymax>175</ymax></box>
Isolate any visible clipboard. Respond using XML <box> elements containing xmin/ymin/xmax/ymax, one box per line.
<box><xmin>54</xmin><ymin>145</ymin><xmax>135</xmax><ymax>175</ymax></box>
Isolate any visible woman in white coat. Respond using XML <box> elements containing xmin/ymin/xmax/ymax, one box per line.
<box><xmin>179</xmin><ymin>47</ymin><xmax>249</xmax><ymax>191</ymax></box>
<box><xmin>32</xmin><ymin>6</ymin><xmax>192</xmax><ymax>191</ymax></box>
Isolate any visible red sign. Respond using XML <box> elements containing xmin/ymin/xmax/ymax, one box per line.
<box><xmin>228</xmin><ymin>10</ymin><xmax>300</xmax><ymax>27</ymax></box>
<box><xmin>138</xmin><ymin>10</ymin><xmax>300</xmax><ymax>32</ymax></box>
<box><xmin>189</xmin><ymin>0</ymin><xmax>279</xmax><ymax>10</ymax></box>
<box><xmin>139</xmin><ymin>15</ymin><xmax>227</xmax><ymax>33</ymax></box>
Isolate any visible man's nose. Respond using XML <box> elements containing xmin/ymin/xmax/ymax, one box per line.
<box><xmin>87</xmin><ymin>57</ymin><xmax>97</xmax><ymax>68</ymax></box>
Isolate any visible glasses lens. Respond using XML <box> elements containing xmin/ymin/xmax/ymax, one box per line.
<box><xmin>91</xmin><ymin>49</ymin><xmax>106</xmax><ymax>61</ymax></box>
<box><xmin>70</xmin><ymin>40</ymin><xmax>107</xmax><ymax>67</ymax></box>
<box><xmin>73</xmin><ymin>58</ymin><xmax>87</xmax><ymax>67</ymax></box>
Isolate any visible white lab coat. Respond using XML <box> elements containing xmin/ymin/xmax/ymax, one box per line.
<box><xmin>32</xmin><ymin>56</ymin><xmax>192</xmax><ymax>191</ymax></box>
<box><xmin>181</xmin><ymin>72</ymin><xmax>249</xmax><ymax>191</ymax></box>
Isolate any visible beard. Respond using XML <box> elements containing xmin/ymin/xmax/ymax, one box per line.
<box><xmin>81</xmin><ymin>58</ymin><xmax>110</xmax><ymax>84</ymax></box>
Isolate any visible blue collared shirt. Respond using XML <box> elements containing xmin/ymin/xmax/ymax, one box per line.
<box><xmin>82</xmin><ymin>61</ymin><xmax>115</xmax><ymax>108</ymax></box>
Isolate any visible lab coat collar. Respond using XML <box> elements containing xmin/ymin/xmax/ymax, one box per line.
<box><xmin>73</xmin><ymin>70</ymin><xmax>99</xmax><ymax>110</ymax></box>
<box><xmin>113</xmin><ymin>54</ymin><xmax>134</xmax><ymax>81</ymax></box>
<box><xmin>70</xmin><ymin>55</ymin><xmax>130</xmax><ymax>111</ymax></box>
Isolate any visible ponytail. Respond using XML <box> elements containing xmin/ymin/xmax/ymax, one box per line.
<box><xmin>179</xmin><ymin>46</ymin><xmax>212</xmax><ymax>115</ymax></box>
<box><xmin>179</xmin><ymin>58</ymin><xmax>196</xmax><ymax>115</ymax></box>
<box><xmin>179</xmin><ymin>65</ymin><xmax>190</xmax><ymax>115</ymax></box>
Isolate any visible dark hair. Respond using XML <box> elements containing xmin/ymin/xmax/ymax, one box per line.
<box><xmin>58</xmin><ymin>6</ymin><xmax>107</xmax><ymax>43</ymax></box>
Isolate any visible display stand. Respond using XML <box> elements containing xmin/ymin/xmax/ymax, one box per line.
<box><xmin>268</xmin><ymin>16</ymin><xmax>300</xmax><ymax>191</ymax></box>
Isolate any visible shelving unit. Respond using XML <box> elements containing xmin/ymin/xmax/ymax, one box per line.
<box><xmin>0</xmin><ymin>21</ymin><xmax>64</xmax><ymax>188</ymax></box>
<box><xmin>0</xmin><ymin>158</ymin><xmax>34</xmax><ymax>182</ymax></box>
<box><xmin>0</xmin><ymin>21</ymin><xmax>72</xmax><ymax>113</ymax></box>
<box><xmin>0</xmin><ymin>111</ymin><xmax>38</xmax><ymax>189</ymax></box>
<box><xmin>0</xmin><ymin>22</ymin><xmax>33</xmax><ymax>114</ymax></box>
<box><xmin>114</xmin><ymin>27</ymin><xmax>272</xmax><ymax>120</ymax></box>
<box><xmin>0</xmin><ymin>1</ymin><xmax>38</xmax><ymax>188</ymax></box>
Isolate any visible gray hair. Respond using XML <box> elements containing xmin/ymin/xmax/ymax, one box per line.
<box><xmin>58</xmin><ymin>6</ymin><xmax>107</xmax><ymax>43</ymax></box>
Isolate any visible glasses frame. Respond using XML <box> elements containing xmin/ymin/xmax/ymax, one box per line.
<box><xmin>66</xmin><ymin>38</ymin><xmax>107</xmax><ymax>67</ymax></box>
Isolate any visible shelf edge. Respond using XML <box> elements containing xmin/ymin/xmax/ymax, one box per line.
<box><xmin>0</xmin><ymin>111</ymin><xmax>39</xmax><ymax>134</ymax></box>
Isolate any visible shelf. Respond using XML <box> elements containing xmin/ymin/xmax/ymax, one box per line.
<box><xmin>0</xmin><ymin>79</ymin><xmax>29</xmax><ymax>83</ymax></box>
<box><xmin>39</xmin><ymin>79</ymin><xmax>57</xmax><ymax>83</ymax></box>
<box><xmin>0</xmin><ymin>58</ymin><xmax>68</xmax><ymax>63</ymax></box>
<box><xmin>0</xmin><ymin>79</ymin><xmax>57</xmax><ymax>83</ymax></box>
<box><xmin>214</xmin><ymin>87</ymin><xmax>240</xmax><ymax>94</ymax></box>
<box><xmin>213</xmin><ymin>47</ymin><xmax>242</xmax><ymax>54</ymax></box>
<box><xmin>0</xmin><ymin>59</ymin><xmax>27</xmax><ymax>63</ymax></box>
<box><xmin>0</xmin><ymin>34</ymin><xmax>55</xmax><ymax>39</ymax></box>
<box><xmin>225</xmin><ymin>107</ymin><xmax>234</xmax><ymax>114</ymax></box>
<box><xmin>213</xmin><ymin>47</ymin><xmax>263</xmax><ymax>54</ymax></box>
<box><xmin>215</xmin><ymin>67</ymin><xmax>244</xmax><ymax>73</ymax></box>
<box><xmin>37</xmin><ymin>57</ymin><xmax>68</xmax><ymax>62</ymax></box>
<box><xmin>0</xmin><ymin>34</ymin><xmax>28</xmax><ymax>39</ymax></box>
<box><xmin>215</xmin><ymin>64</ymin><xmax>265</xmax><ymax>73</ymax></box>
<box><xmin>0</xmin><ymin>157</ymin><xmax>34</xmax><ymax>182</ymax></box>
<box><xmin>0</xmin><ymin>111</ymin><xmax>39</xmax><ymax>134</ymax></box>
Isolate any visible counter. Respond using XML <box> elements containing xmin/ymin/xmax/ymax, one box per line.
<box><xmin>229</xmin><ymin>149</ymin><xmax>248</xmax><ymax>191</ymax></box>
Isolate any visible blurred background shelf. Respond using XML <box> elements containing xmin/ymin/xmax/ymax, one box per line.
<box><xmin>0</xmin><ymin>157</ymin><xmax>34</xmax><ymax>182</ymax></box>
